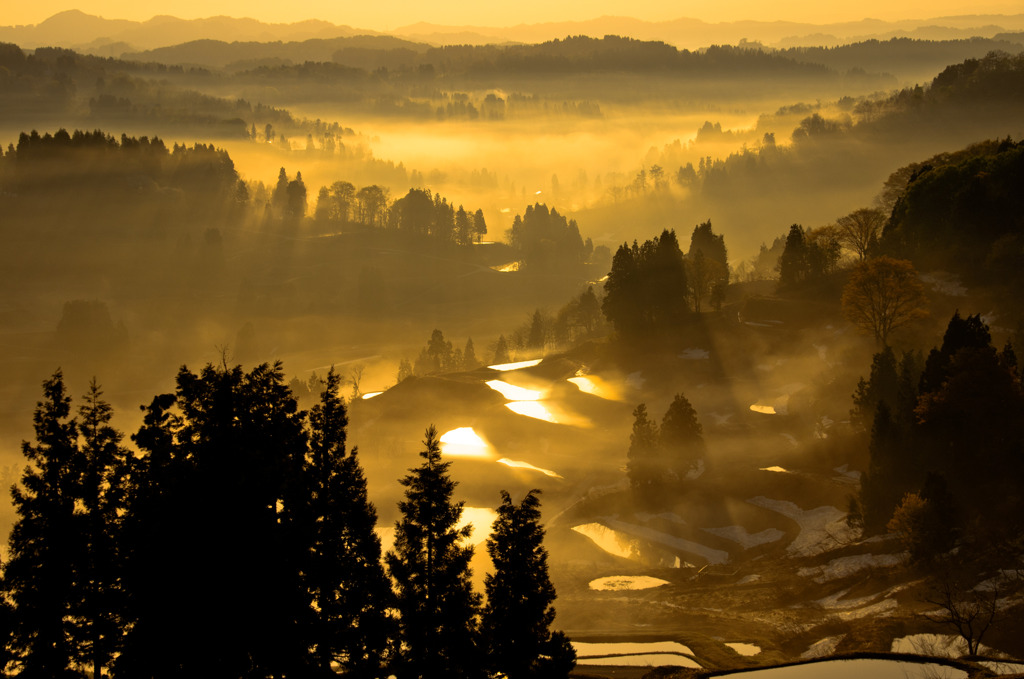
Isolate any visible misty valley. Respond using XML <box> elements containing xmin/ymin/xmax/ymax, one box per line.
<box><xmin>1</xmin><ymin>10</ymin><xmax>1024</xmax><ymax>679</ymax></box>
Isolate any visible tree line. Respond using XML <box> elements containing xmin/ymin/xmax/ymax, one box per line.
<box><xmin>850</xmin><ymin>312</ymin><xmax>1024</xmax><ymax>560</ymax></box>
<box><xmin>0</xmin><ymin>365</ymin><xmax>574</xmax><ymax>678</ymax></box>
<box><xmin>397</xmin><ymin>286</ymin><xmax>607</xmax><ymax>382</ymax></box>
<box><xmin>602</xmin><ymin>221</ymin><xmax>729</xmax><ymax>340</ymax></box>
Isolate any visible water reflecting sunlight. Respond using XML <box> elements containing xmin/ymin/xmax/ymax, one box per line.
<box><xmin>439</xmin><ymin>427</ymin><xmax>494</xmax><ymax>458</ymax></box>
<box><xmin>497</xmin><ymin>457</ymin><xmax>562</xmax><ymax>478</ymax></box>
<box><xmin>486</xmin><ymin>380</ymin><xmax>545</xmax><ymax>401</ymax></box>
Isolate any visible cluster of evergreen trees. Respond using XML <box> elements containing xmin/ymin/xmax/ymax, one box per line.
<box><xmin>626</xmin><ymin>394</ymin><xmax>707</xmax><ymax>502</ymax></box>
<box><xmin>506</xmin><ymin>204</ymin><xmax>587</xmax><ymax>271</ymax></box>
<box><xmin>397</xmin><ymin>329</ymin><xmax>482</xmax><ymax>380</ymax></box>
<box><xmin>852</xmin><ymin>312</ymin><xmax>1024</xmax><ymax>558</ymax></box>
<box><xmin>1</xmin><ymin>365</ymin><xmax>573</xmax><ymax>678</ymax></box>
<box><xmin>387</xmin><ymin>188</ymin><xmax>487</xmax><ymax>245</ymax></box>
<box><xmin>602</xmin><ymin>222</ymin><xmax>729</xmax><ymax>340</ymax></box>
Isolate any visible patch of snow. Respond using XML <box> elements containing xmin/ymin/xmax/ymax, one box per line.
<box><xmin>815</xmin><ymin>588</ymin><xmax>883</xmax><ymax>610</ymax></box>
<box><xmin>685</xmin><ymin>459</ymin><xmax>706</xmax><ymax>479</ymax></box>
<box><xmin>834</xmin><ymin>598</ymin><xmax>898</xmax><ymax>620</ymax></box>
<box><xmin>892</xmin><ymin>633</ymin><xmax>1000</xmax><ymax>658</ymax></box>
<box><xmin>626</xmin><ymin>371</ymin><xmax>645</xmax><ymax>389</ymax></box>
<box><xmin>726</xmin><ymin>643</ymin><xmax>761</xmax><ymax>656</ymax></box>
<box><xmin>980</xmin><ymin>661</ymin><xmax>1024</xmax><ymax>675</ymax></box>
<box><xmin>589</xmin><ymin>575</ymin><xmax>670</xmax><ymax>591</ymax></box>
<box><xmin>833</xmin><ymin>464</ymin><xmax>861</xmax><ymax>481</ymax></box>
<box><xmin>747</xmin><ymin>497</ymin><xmax>858</xmax><ymax>556</ymax></box>
<box><xmin>974</xmin><ymin>569</ymin><xmax>1023</xmax><ymax>592</ymax></box>
<box><xmin>801</xmin><ymin>635</ymin><xmax>845</xmax><ymax>659</ymax></box>
<box><xmin>798</xmin><ymin>552</ymin><xmax>907</xmax><ymax>584</ymax></box>
<box><xmin>703</xmin><ymin>525</ymin><xmax>785</xmax><ymax>549</ymax></box>
<box><xmin>750</xmin><ymin>404</ymin><xmax>777</xmax><ymax>415</ymax></box>
<box><xmin>761</xmin><ymin>465</ymin><xmax>790</xmax><ymax>473</ymax></box>
<box><xmin>679</xmin><ymin>348</ymin><xmax>710</xmax><ymax>360</ymax></box>
<box><xmin>603</xmin><ymin>518</ymin><xmax>731</xmax><ymax>565</ymax></box>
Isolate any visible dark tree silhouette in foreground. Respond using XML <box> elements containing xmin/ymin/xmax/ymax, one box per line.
<box><xmin>387</xmin><ymin>426</ymin><xmax>483</xmax><ymax>679</ymax></box>
<box><xmin>74</xmin><ymin>380</ymin><xmax>132</xmax><ymax>679</ymax></box>
<box><xmin>303</xmin><ymin>368</ymin><xmax>396</xmax><ymax>676</ymax></box>
<box><xmin>482</xmin><ymin>489</ymin><xmax>576</xmax><ymax>679</ymax></box>
<box><xmin>4</xmin><ymin>371</ymin><xmax>82</xmax><ymax>678</ymax></box>
<box><xmin>119</xmin><ymin>362</ymin><xmax>309</xmax><ymax>677</ymax></box>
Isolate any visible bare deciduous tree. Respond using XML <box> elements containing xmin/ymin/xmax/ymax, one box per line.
<box><xmin>837</xmin><ymin>208</ymin><xmax>886</xmax><ymax>260</ymax></box>
<box><xmin>924</xmin><ymin>575</ymin><xmax>999</xmax><ymax>656</ymax></box>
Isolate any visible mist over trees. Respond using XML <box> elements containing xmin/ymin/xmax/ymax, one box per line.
<box><xmin>852</xmin><ymin>311</ymin><xmax>1024</xmax><ymax>552</ymax></box>
<box><xmin>4</xmin><ymin>14</ymin><xmax>1024</xmax><ymax>673</ymax></box>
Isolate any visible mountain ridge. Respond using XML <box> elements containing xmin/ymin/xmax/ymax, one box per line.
<box><xmin>3</xmin><ymin>10</ymin><xmax>1024</xmax><ymax>53</ymax></box>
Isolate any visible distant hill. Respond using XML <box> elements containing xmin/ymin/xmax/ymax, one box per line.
<box><xmin>391</xmin><ymin>14</ymin><xmax>1024</xmax><ymax>49</ymax></box>
<box><xmin>3</xmin><ymin>10</ymin><xmax>1024</xmax><ymax>54</ymax></box>
<box><xmin>122</xmin><ymin>35</ymin><xmax>431</xmax><ymax>70</ymax></box>
<box><xmin>779</xmin><ymin>36</ymin><xmax>1024</xmax><ymax>83</ymax></box>
<box><xmin>0</xmin><ymin>10</ymin><xmax>371</xmax><ymax>52</ymax></box>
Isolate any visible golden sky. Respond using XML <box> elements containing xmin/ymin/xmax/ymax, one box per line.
<box><xmin>7</xmin><ymin>0</ymin><xmax>1022</xmax><ymax>29</ymax></box>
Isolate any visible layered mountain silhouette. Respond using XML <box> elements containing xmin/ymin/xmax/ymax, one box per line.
<box><xmin>3</xmin><ymin>9</ymin><xmax>1024</xmax><ymax>55</ymax></box>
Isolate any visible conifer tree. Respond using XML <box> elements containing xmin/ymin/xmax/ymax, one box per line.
<box><xmin>482</xmin><ymin>489</ymin><xmax>575</xmax><ymax>679</ymax></box>
<box><xmin>492</xmin><ymin>335</ymin><xmax>511</xmax><ymax>365</ymax></box>
<box><xmin>626</xmin><ymin>403</ymin><xmax>661</xmax><ymax>490</ymax></box>
<box><xmin>304</xmin><ymin>368</ymin><xmax>395</xmax><ymax>676</ymax></box>
<box><xmin>659</xmin><ymin>393</ymin><xmax>706</xmax><ymax>480</ymax></box>
<box><xmin>386</xmin><ymin>426</ymin><xmax>482</xmax><ymax>679</ymax></box>
<box><xmin>119</xmin><ymin>362</ymin><xmax>310</xmax><ymax>677</ymax></box>
<box><xmin>4</xmin><ymin>370</ymin><xmax>82</xmax><ymax>677</ymax></box>
<box><xmin>463</xmin><ymin>338</ymin><xmax>479</xmax><ymax>370</ymax></box>
<box><xmin>74</xmin><ymin>380</ymin><xmax>132</xmax><ymax>678</ymax></box>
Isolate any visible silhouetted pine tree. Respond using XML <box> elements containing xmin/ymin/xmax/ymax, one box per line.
<box><xmin>4</xmin><ymin>370</ymin><xmax>82</xmax><ymax>677</ymax></box>
<box><xmin>482</xmin><ymin>489</ymin><xmax>576</xmax><ymax>679</ymax></box>
<box><xmin>659</xmin><ymin>393</ymin><xmax>706</xmax><ymax>480</ymax></box>
<box><xmin>118</xmin><ymin>362</ymin><xmax>309</xmax><ymax>677</ymax></box>
<box><xmin>73</xmin><ymin>380</ymin><xmax>132</xmax><ymax>679</ymax></box>
<box><xmin>492</xmin><ymin>335</ymin><xmax>511</xmax><ymax>365</ymax></box>
<box><xmin>463</xmin><ymin>338</ymin><xmax>479</xmax><ymax>370</ymax></box>
<box><xmin>304</xmin><ymin>368</ymin><xmax>396</xmax><ymax>676</ymax></box>
<box><xmin>386</xmin><ymin>426</ymin><xmax>483</xmax><ymax>679</ymax></box>
<box><xmin>626</xmin><ymin>403</ymin><xmax>662</xmax><ymax>491</ymax></box>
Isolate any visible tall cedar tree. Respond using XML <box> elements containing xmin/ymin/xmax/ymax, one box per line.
<box><xmin>482</xmin><ymin>489</ymin><xmax>576</xmax><ymax>679</ymax></box>
<box><xmin>602</xmin><ymin>230</ymin><xmax>688</xmax><ymax>339</ymax></box>
<box><xmin>659</xmin><ymin>393</ymin><xmax>706</xmax><ymax>481</ymax></box>
<box><xmin>386</xmin><ymin>426</ymin><xmax>483</xmax><ymax>679</ymax></box>
<box><xmin>304</xmin><ymin>368</ymin><xmax>396</xmax><ymax>675</ymax></box>
<box><xmin>626</xmin><ymin>404</ymin><xmax>662</xmax><ymax>491</ymax></box>
<box><xmin>74</xmin><ymin>380</ymin><xmax>132</xmax><ymax>678</ymax></box>
<box><xmin>118</xmin><ymin>362</ymin><xmax>309</xmax><ymax>677</ymax></box>
<box><xmin>4</xmin><ymin>371</ymin><xmax>82</xmax><ymax>678</ymax></box>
